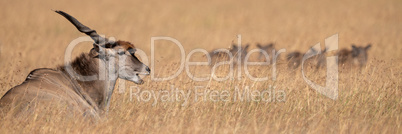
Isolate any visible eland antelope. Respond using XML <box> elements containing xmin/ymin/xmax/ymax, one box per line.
<box><xmin>0</xmin><ymin>11</ymin><xmax>150</xmax><ymax>118</ymax></box>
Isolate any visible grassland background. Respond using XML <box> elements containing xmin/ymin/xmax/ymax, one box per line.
<box><xmin>0</xmin><ymin>0</ymin><xmax>401</xmax><ymax>133</ymax></box>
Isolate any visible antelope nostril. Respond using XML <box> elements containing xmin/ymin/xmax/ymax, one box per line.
<box><xmin>146</xmin><ymin>66</ymin><xmax>151</xmax><ymax>72</ymax></box>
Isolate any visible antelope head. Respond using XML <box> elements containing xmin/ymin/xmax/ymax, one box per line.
<box><xmin>256</xmin><ymin>43</ymin><xmax>274</xmax><ymax>59</ymax></box>
<box><xmin>55</xmin><ymin>11</ymin><xmax>150</xmax><ymax>84</ymax></box>
<box><xmin>351</xmin><ymin>44</ymin><xmax>372</xmax><ymax>67</ymax></box>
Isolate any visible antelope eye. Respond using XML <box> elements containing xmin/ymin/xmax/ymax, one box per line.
<box><xmin>117</xmin><ymin>50</ymin><xmax>125</xmax><ymax>55</ymax></box>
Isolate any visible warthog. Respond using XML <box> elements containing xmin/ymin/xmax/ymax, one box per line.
<box><xmin>0</xmin><ymin>11</ymin><xmax>150</xmax><ymax>118</ymax></box>
<box><xmin>209</xmin><ymin>43</ymin><xmax>249</xmax><ymax>66</ymax></box>
<box><xmin>338</xmin><ymin>44</ymin><xmax>372</xmax><ymax>67</ymax></box>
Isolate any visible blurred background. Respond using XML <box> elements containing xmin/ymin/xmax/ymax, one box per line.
<box><xmin>1</xmin><ymin>0</ymin><xmax>401</xmax><ymax>103</ymax></box>
<box><xmin>0</xmin><ymin>0</ymin><xmax>400</xmax><ymax>65</ymax></box>
<box><xmin>0</xmin><ymin>0</ymin><xmax>401</xmax><ymax>133</ymax></box>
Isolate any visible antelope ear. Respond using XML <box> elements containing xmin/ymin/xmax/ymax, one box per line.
<box><xmin>365</xmin><ymin>44</ymin><xmax>372</xmax><ymax>50</ymax></box>
<box><xmin>310</xmin><ymin>47</ymin><xmax>317</xmax><ymax>53</ymax></box>
<box><xmin>322</xmin><ymin>45</ymin><xmax>330</xmax><ymax>53</ymax></box>
<box><xmin>245</xmin><ymin>44</ymin><xmax>250</xmax><ymax>49</ymax></box>
<box><xmin>351</xmin><ymin>45</ymin><xmax>359</xmax><ymax>56</ymax></box>
<box><xmin>89</xmin><ymin>43</ymin><xmax>100</xmax><ymax>57</ymax></box>
<box><xmin>352</xmin><ymin>44</ymin><xmax>357</xmax><ymax>49</ymax></box>
<box><xmin>93</xmin><ymin>43</ymin><xmax>100</xmax><ymax>52</ymax></box>
<box><xmin>232</xmin><ymin>44</ymin><xmax>237</xmax><ymax>49</ymax></box>
<box><xmin>256</xmin><ymin>43</ymin><xmax>262</xmax><ymax>48</ymax></box>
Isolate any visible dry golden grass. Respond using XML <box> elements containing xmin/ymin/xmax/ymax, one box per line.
<box><xmin>0</xmin><ymin>0</ymin><xmax>401</xmax><ymax>133</ymax></box>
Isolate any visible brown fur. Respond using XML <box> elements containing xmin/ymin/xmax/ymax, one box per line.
<box><xmin>115</xmin><ymin>40</ymin><xmax>135</xmax><ymax>50</ymax></box>
<box><xmin>0</xmin><ymin>52</ymin><xmax>105</xmax><ymax>117</ymax></box>
<box><xmin>286</xmin><ymin>51</ymin><xmax>302</xmax><ymax>69</ymax></box>
<box><xmin>57</xmin><ymin>53</ymin><xmax>104</xmax><ymax>108</ymax></box>
<box><xmin>338</xmin><ymin>48</ymin><xmax>351</xmax><ymax>65</ymax></box>
<box><xmin>337</xmin><ymin>44</ymin><xmax>371</xmax><ymax>67</ymax></box>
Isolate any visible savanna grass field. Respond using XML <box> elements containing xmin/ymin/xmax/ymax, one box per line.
<box><xmin>0</xmin><ymin>0</ymin><xmax>401</xmax><ymax>133</ymax></box>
